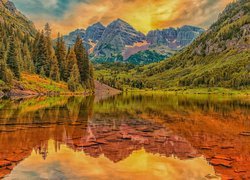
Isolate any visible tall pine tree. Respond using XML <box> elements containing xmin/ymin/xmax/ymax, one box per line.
<box><xmin>50</xmin><ymin>55</ymin><xmax>60</xmax><ymax>82</ymax></box>
<box><xmin>44</xmin><ymin>23</ymin><xmax>54</xmax><ymax>76</ymax></box>
<box><xmin>68</xmin><ymin>64</ymin><xmax>81</xmax><ymax>92</ymax></box>
<box><xmin>55</xmin><ymin>34</ymin><xmax>68</xmax><ymax>81</ymax></box>
<box><xmin>35</xmin><ymin>31</ymin><xmax>48</xmax><ymax>75</ymax></box>
<box><xmin>6</xmin><ymin>36</ymin><xmax>20</xmax><ymax>79</ymax></box>
<box><xmin>74</xmin><ymin>36</ymin><xmax>91</xmax><ymax>88</ymax></box>
<box><xmin>67</xmin><ymin>48</ymin><xmax>77</xmax><ymax>76</ymax></box>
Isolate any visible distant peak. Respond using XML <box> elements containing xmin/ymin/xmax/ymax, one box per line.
<box><xmin>91</xmin><ymin>22</ymin><xmax>105</xmax><ymax>28</ymax></box>
<box><xmin>114</xmin><ymin>18</ymin><xmax>127</xmax><ymax>23</ymax></box>
<box><xmin>109</xmin><ymin>18</ymin><xmax>132</xmax><ymax>28</ymax></box>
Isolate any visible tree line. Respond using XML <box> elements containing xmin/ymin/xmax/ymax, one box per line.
<box><xmin>0</xmin><ymin>22</ymin><xmax>94</xmax><ymax>92</ymax></box>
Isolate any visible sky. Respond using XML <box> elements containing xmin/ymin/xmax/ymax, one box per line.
<box><xmin>12</xmin><ymin>0</ymin><xmax>233</xmax><ymax>37</ymax></box>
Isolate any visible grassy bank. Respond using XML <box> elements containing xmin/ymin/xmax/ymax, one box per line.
<box><xmin>0</xmin><ymin>73</ymin><xmax>94</xmax><ymax>96</ymax></box>
<box><xmin>123</xmin><ymin>87</ymin><xmax>250</xmax><ymax>96</ymax></box>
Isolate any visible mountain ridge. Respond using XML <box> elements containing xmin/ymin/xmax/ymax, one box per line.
<box><xmin>62</xmin><ymin>19</ymin><xmax>204</xmax><ymax>64</ymax></box>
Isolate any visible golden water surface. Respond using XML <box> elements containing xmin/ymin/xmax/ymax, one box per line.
<box><xmin>0</xmin><ymin>93</ymin><xmax>249</xmax><ymax>179</ymax></box>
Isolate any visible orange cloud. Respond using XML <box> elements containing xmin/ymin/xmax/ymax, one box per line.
<box><xmin>31</xmin><ymin>0</ymin><xmax>233</xmax><ymax>38</ymax></box>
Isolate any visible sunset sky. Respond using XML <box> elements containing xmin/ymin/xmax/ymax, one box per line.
<box><xmin>12</xmin><ymin>0</ymin><xmax>233</xmax><ymax>37</ymax></box>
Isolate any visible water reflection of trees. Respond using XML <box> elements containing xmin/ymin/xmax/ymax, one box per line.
<box><xmin>0</xmin><ymin>96</ymin><xmax>95</xmax><ymax>125</ymax></box>
<box><xmin>94</xmin><ymin>93</ymin><xmax>250</xmax><ymax>118</ymax></box>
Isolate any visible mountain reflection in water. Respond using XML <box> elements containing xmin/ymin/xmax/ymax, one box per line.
<box><xmin>0</xmin><ymin>93</ymin><xmax>249</xmax><ymax>179</ymax></box>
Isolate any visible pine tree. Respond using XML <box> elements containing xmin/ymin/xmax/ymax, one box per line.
<box><xmin>50</xmin><ymin>56</ymin><xmax>60</xmax><ymax>82</ymax></box>
<box><xmin>0</xmin><ymin>61</ymin><xmax>13</xmax><ymax>84</ymax></box>
<box><xmin>55</xmin><ymin>34</ymin><xmax>68</xmax><ymax>81</ymax></box>
<box><xmin>44</xmin><ymin>23</ymin><xmax>54</xmax><ymax>76</ymax></box>
<box><xmin>36</xmin><ymin>31</ymin><xmax>48</xmax><ymax>75</ymax></box>
<box><xmin>32</xmin><ymin>32</ymin><xmax>40</xmax><ymax>67</ymax></box>
<box><xmin>6</xmin><ymin>36</ymin><xmax>20</xmax><ymax>79</ymax></box>
<box><xmin>68</xmin><ymin>63</ymin><xmax>81</xmax><ymax>92</ymax></box>
<box><xmin>74</xmin><ymin>36</ymin><xmax>91</xmax><ymax>87</ymax></box>
<box><xmin>22</xmin><ymin>42</ymin><xmax>34</xmax><ymax>73</ymax></box>
<box><xmin>67</xmin><ymin>48</ymin><xmax>77</xmax><ymax>76</ymax></box>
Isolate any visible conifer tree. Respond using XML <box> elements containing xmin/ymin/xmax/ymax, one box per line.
<box><xmin>74</xmin><ymin>36</ymin><xmax>91</xmax><ymax>87</ymax></box>
<box><xmin>67</xmin><ymin>48</ymin><xmax>77</xmax><ymax>76</ymax></box>
<box><xmin>36</xmin><ymin>31</ymin><xmax>48</xmax><ymax>75</ymax></box>
<box><xmin>68</xmin><ymin>64</ymin><xmax>81</xmax><ymax>92</ymax></box>
<box><xmin>32</xmin><ymin>32</ymin><xmax>40</xmax><ymax>67</ymax></box>
<box><xmin>55</xmin><ymin>34</ymin><xmax>68</xmax><ymax>81</ymax></box>
<box><xmin>6</xmin><ymin>36</ymin><xmax>20</xmax><ymax>79</ymax></box>
<box><xmin>0</xmin><ymin>61</ymin><xmax>13</xmax><ymax>84</ymax></box>
<box><xmin>44</xmin><ymin>23</ymin><xmax>54</xmax><ymax>75</ymax></box>
<box><xmin>50</xmin><ymin>55</ymin><xmax>60</xmax><ymax>82</ymax></box>
<box><xmin>22</xmin><ymin>42</ymin><xmax>34</xmax><ymax>73</ymax></box>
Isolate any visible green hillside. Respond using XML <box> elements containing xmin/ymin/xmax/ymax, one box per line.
<box><xmin>95</xmin><ymin>0</ymin><xmax>250</xmax><ymax>91</ymax></box>
<box><xmin>126</xmin><ymin>50</ymin><xmax>170</xmax><ymax>65</ymax></box>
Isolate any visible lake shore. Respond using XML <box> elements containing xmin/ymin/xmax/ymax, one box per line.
<box><xmin>123</xmin><ymin>87</ymin><xmax>250</xmax><ymax>96</ymax></box>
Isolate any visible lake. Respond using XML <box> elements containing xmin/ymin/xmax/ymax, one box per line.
<box><xmin>0</xmin><ymin>93</ymin><xmax>249</xmax><ymax>179</ymax></box>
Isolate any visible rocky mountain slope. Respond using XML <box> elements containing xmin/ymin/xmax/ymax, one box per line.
<box><xmin>0</xmin><ymin>0</ymin><xmax>36</xmax><ymax>35</ymax></box>
<box><xmin>147</xmin><ymin>25</ymin><xmax>204</xmax><ymax>50</ymax></box>
<box><xmin>94</xmin><ymin>19</ymin><xmax>146</xmax><ymax>58</ymax></box>
<box><xmin>62</xmin><ymin>19</ymin><xmax>204</xmax><ymax>64</ymax></box>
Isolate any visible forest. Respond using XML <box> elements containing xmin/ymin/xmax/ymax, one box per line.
<box><xmin>0</xmin><ymin>22</ymin><xmax>94</xmax><ymax>93</ymax></box>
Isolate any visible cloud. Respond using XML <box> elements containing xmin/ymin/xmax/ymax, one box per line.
<box><xmin>12</xmin><ymin>0</ymin><xmax>233</xmax><ymax>37</ymax></box>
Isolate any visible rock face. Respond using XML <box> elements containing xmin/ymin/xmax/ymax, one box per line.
<box><xmin>147</xmin><ymin>26</ymin><xmax>204</xmax><ymax>50</ymax></box>
<box><xmin>63</xmin><ymin>29</ymin><xmax>86</xmax><ymax>48</ymax></box>
<box><xmin>62</xmin><ymin>19</ymin><xmax>204</xmax><ymax>64</ymax></box>
<box><xmin>85</xmin><ymin>22</ymin><xmax>106</xmax><ymax>43</ymax></box>
<box><xmin>94</xmin><ymin>19</ymin><xmax>146</xmax><ymax>57</ymax></box>
<box><xmin>193</xmin><ymin>0</ymin><xmax>250</xmax><ymax>56</ymax></box>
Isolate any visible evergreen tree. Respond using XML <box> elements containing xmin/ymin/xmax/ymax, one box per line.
<box><xmin>44</xmin><ymin>23</ymin><xmax>54</xmax><ymax>76</ymax></box>
<box><xmin>68</xmin><ymin>64</ymin><xmax>81</xmax><ymax>92</ymax></box>
<box><xmin>50</xmin><ymin>56</ymin><xmax>60</xmax><ymax>82</ymax></box>
<box><xmin>22</xmin><ymin>42</ymin><xmax>34</xmax><ymax>73</ymax></box>
<box><xmin>55</xmin><ymin>34</ymin><xmax>68</xmax><ymax>81</ymax></box>
<box><xmin>32</xmin><ymin>32</ymin><xmax>40</xmax><ymax>67</ymax></box>
<box><xmin>6</xmin><ymin>36</ymin><xmax>20</xmax><ymax>79</ymax></box>
<box><xmin>0</xmin><ymin>61</ymin><xmax>13</xmax><ymax>84</ymax></box>
<box><xmin>36</xmin><ymin>31</ymin><xmax>48</xmax><ymax>75</ymax></box>
<box><xmin>67</xmin><ymin>48</ymin><xmax>77</xmax><ymax>76</ymax></box>
<box><xmin>74</xmin><ymin>36</ymin><xmax>91</xmax><ymax>87</ymax></box>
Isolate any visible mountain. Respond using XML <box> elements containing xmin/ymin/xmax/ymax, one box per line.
<box><xmin>62</xmin><ymin>19</ymin><xmax>204</xmax><ymax>64</ymax></box>
<box><xmin>95</xmin><ymin>0</ymin><xmax>250</xmax><ymax>90</ymax></box>
<box><xmin>62</xmin><ymin>29</ymin><xmax>86</xmax><ymax>48</ymax></box>
<box><xmin>85</xmin><ymin>22</ymin><xmax>106</xmax><ymax>43</ymax></box>
<box><xmin>147</xmin><ymin>25</ymin><xmax>204</xmax><ymax>50</ymax></box>
<box><xmin>0</xmin><ymin>0</ymin><xmax>36</xmax><ymax>35</ymax></box>
<box><xmin>93</xmin><ymin>19</ymin><xmax>146</xmax><ymax>58</ymax></box>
